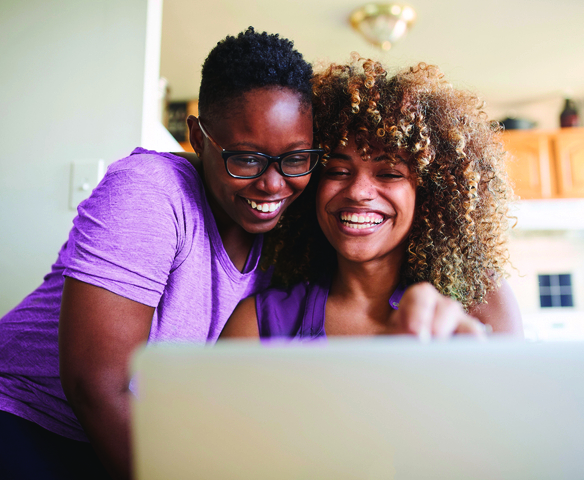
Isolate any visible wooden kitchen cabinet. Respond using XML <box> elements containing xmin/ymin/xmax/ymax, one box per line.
<box><xmin>502</xmin><ymin>127</ymin><xmax>584</xmax><ymax>199</ymax></box>
<box><xmin>553</xmin><ymin>129</ymin><xmax>584</xmax><ymax>197</ymax></box>
<box><xmin>503</xmin><ymin>130</ymin><xmax>555</xmax><ymax>199</ymax></box>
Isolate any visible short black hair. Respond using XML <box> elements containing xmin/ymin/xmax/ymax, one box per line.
<box><xmin>198</xmin><ymin>27</ymin><xmax>313</xmax><ymax>122</ymax></box>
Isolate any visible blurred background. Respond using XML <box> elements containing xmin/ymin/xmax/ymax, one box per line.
<box><xmin>1</xmin><ymin>0</ymin><xmax>583</xmax><ymax>339</ymax></box>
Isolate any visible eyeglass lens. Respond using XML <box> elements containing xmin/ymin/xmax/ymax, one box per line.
<box><xmin>227</xmin><ymin>152</ymin><xmax>320</xmax><ymax>178</ymax></box>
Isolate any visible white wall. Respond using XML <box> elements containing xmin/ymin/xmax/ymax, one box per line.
<box><xmin>0</xmin><ymin>0</ymin><xmax>149</xmax><ymax>315</ymax></box>
<box><xmin>507</xmin><ymin>230</ymin><xmax>584</xmax><ymax>341</ymax></box>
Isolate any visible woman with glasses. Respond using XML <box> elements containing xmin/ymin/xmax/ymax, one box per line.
<box><xmin>221</xmin><ymin>58</ymin><xmax>523</xmax><ymax>341</ymax></box>
<box><xmin>0</xmin><ymin>28</ymin><xmax>319</xmax><ymax>480</ymax></box>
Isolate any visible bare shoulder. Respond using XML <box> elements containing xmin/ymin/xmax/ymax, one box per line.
<box><xmin>219</xmin><ymin>296</ymin><xmax>260</xmax><ymax>339</ymax></box>
<box><xmin>469</xmin><ymin>278</ymin><xmax>524</xmax><ymax>337</ymax></box>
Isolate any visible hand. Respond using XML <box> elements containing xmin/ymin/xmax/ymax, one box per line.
<box><xmin>386</xmin><ymin>282</ymin><xmax>488</xmax><ymax>340</ymax></box>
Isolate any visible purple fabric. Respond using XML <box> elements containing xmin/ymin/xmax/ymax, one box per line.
<box><xmin>256</xmin><ymin>278</ymin><xmax>406</xmax><ymax>339</ymax></box>
<box><xmin>0</xmin><ymin>148</ymin><xmax>272</xmax><ymax>441</ymax></box>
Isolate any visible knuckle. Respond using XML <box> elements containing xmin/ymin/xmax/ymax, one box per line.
<box><xmin>405</xmin><ymin>282</ymin><xmax>436</xmax><ymax>300</ymax></box>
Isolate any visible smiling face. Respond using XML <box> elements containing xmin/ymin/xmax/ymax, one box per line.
<box><xmin>316</xmin><ymin>136</ymin><xmax>417</xmax><ymax>266</ymax></box>
<box><xmin>191</xmin><ymin>87</ymin><xmax>314</xmax><ymax>235</ymax></box>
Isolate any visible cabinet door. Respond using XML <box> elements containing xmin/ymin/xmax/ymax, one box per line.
<box><xmin>502</xmin><ymin>131</ymin><xmax>555</xmax><ymax>199</ymax></box>
<box><xmin>553</xmin><ymin>128</ymin><xmax>584</xmax><ymax>198</ymax></box>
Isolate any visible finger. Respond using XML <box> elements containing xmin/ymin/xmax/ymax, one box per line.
<box><xmin>431</xmin><ymin>297</ymin><xmax>466</xmax><ymax>339</ymax></box>
<box><xmin>455</xmin><ymin>316</ymin><xmax>488</xmax><ymax>338</ymax></box>
<box><xmin>392</xmin><ymin>282</ymin><xmax>437</xmax><ymax>339</ymax></box>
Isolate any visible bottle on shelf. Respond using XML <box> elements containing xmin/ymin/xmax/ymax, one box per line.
<box><xmin>560</xmin><ymin>98</ymin><xmax>579</xmax><ymax>128</ymax></box>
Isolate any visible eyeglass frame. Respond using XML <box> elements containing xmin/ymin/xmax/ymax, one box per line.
<box><xmin>197</xmin><ymin>119</ymin><xmax>324</xmax><ymax>179</ymax></box>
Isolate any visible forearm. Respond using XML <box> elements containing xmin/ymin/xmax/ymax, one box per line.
<box><xmin>66</xmin><ymin>382</ymin><xmax>132</xmax><ymax>480</ymax></box>
<box><xmin>59</xmin><ymin>279</ymin><xmax>154</xmax><ymax>480</ymax></box>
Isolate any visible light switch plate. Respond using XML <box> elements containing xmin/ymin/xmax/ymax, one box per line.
<box><xmin>69</xmin><ymin>159</ymin><xmax>105</xmax><ymax>211</ymax></box>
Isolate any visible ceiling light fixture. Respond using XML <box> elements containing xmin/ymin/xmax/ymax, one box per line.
<box><xmin>350</xmin><ymin>3</ymin><xmax>416</xmax><ymax>51</ymax></box>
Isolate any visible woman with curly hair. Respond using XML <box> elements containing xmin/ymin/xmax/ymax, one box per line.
<box><xmin>221</xmin><ymin>57</ymin><xmax>522</xmax><ymax>340</ymax></box>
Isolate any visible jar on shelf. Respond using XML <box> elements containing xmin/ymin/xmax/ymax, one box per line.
<box><xmin>560</xmin><ymin>98</ymin><xmax>580</xmax><ymax>128</ymax></box>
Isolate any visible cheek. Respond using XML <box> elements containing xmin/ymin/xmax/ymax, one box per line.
<box><xmin>204</xmin><ymin>158</ymin><xmax>229</xmax><ymax>188</ymax></box>
<box><xmin>315</xmin><ymin>182</ymin><xmax>328</xmax><ymax>218</ymax></box>
<box><xmin>315</xmin><ymin>198</ymin><xmax>326</xmax><ymax>230</ymax></box>
<box><xmin>402</xmin><ymin>186</ymin><xmax>417</xmax><ymax>228</ymax></box>
<box><xmin>215</xmin><ymin>176</ymin><xmax>253</xmax><ymax>204</ymax></box>
<box><xmin>289</xmin><ymin>175</ymin><xmax>311</xmax><ymax>195</ymax></box>
<box><xmin>316</xmin><ymin>178</ymin><xmax>336</xmax><ymax>204</ymax></box>
<box><xmin>315</xmin><ymin>181</ymin><xmax>337</xmax><ymax>228</ymax></box>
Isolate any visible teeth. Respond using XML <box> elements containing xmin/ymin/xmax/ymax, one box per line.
<box><xmin>340</xmin><ymin>212</ymin><xmax>384</xmax><ymax>227</ymax></box>
<box><xmin>246</xmin><ymin>198</ymin><xmax>282</xmax><ymax>213</ymax></box>
<box><xmin>343</xmin><ymin>222</ymin><xmax>377</xmax><ymax>229</ymax></box>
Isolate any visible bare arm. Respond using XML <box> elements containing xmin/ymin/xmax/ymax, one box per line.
<box><xmin>219</xmin><ymin>296</ymin><xmax>260</xmax><ymax>339</ymax></box>
<box><xmin>59</xmin><ymin>278</ymin><xmax>154</xmax><ymax>480</ymax></box>
<box><xmin>468</xmin><ymin>278</ymin><xmax>523</xmax><ymax>336</ymax></box>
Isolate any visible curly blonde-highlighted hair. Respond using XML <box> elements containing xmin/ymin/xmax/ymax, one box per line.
<box><xmin>262</xmin><ymin>57</ymin><xmax>512</xmax><ymax>310</ymax></box>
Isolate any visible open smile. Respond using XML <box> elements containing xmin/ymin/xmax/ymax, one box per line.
<box><xmin>339</xmin><ymin>211</ymin><xmax>385</xmax><ymax>230</ymax></box>
<box><xmin>244</xmin><ymin>197</ymin><xmax>284</xmax><ymax>216</ymax></box>
<box><xmin>333</xmin><ymin>210</ymin><xmax>389</xmax><ymax>236</ymax></box>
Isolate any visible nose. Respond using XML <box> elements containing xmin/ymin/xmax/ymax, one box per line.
<box><xmin>255</xmin><ymin>163</ymin><xmax>286</xmax><ymax>194</ymax></box>
<box><xmin>345</xmin><ymin>172</ymin><xmax>376</xmax><ymax>202</ymax></box>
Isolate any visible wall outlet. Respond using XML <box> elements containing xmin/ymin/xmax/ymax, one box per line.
<box><xmin>69</xmin><ymin>159</ymin><xmax>105</xmax><ymax>211</ymax></box>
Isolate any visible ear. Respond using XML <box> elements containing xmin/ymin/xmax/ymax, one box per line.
<box><xmin>187</xmin><ymin>115</ymin><xmax>204</xmax><ymax>157</ymax></box>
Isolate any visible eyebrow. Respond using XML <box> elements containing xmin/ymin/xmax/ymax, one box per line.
<box><xmin>226</xmin><ymin>141</ymin><xmax>311</xmax><ymax>152</ymax></box>
<box><xmin>327</xmin><ymin>153</ymin><xmax>407</xmax><ymax>163</ymax></box>
<box><xmin>327</xmin><ymin>153</ymin><xmax>352</xmax><ymax>161</ymax></box>
<box><xmin>374</xmin><ymin>154</ymin><xmax>407</xmax><ymax>163</ymax></box>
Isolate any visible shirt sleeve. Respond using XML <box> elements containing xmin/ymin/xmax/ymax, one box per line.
<box><xmin>63</xmin><ymin>167</ymin><xmax>185</xmax><ymax>307</ymax></box>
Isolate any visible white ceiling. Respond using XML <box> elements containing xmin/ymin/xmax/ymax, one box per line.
<box><xmin>160</xmin><ymin>0</ymin><xmax>584</xmax><ymax>109</ymax></box>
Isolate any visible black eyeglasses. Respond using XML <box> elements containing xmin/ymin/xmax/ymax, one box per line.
<box><xmin>198</xmin><ymin>119</ymin><xmax>323</xmax><ymax>179</ymax></box>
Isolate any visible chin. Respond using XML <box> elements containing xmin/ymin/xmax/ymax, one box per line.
<box><xmin>347</xmin><ymin>255</ymin><xmax>378</xmax><ymax>264</ymax></box>
<box><xmin>336</xmin><ymin>248</ymin><xmax>376</xmax><ymax>264</ymax></box>
<box><xmin>242</xmin><ymin>217</ymin><xmax>280</xmax><ymax>235</ymax></box>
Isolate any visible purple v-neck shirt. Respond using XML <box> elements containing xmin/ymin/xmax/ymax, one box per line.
<box><xmin>0</xmin><ymin>148</ymin><xmax>272</xmax><ymax>441</ymax></box>
<box><xmin>256</xmin><ymin>277</ymin><xmax>406</xmax><ymax>339</ymax></box>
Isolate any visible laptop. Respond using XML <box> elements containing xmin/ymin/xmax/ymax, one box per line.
<box><xmin>131</xmin><ymin>338</ymin><xmax>584</xmax><ymax>480</ymax></box>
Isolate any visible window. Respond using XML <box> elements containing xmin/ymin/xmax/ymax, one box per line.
<box><xmin>538</xmin><ymin>274</ymin><xmax>574</xmax><ymax>308</ymax></box>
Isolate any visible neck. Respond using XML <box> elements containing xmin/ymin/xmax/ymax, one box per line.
<box><xmin>324</xmin><ymin>249</ymin><xmax>405</xmax><ymax>336</ymax></box>
<box><xmin>331</xmin><ymin>248</ymin><xmax>404</xmax><ymax>302</ymax></box>
<box><xmin>211</xmin><ymin>197</ymin><xmax>256</xmax><ymax>272</ymax></box>
<box><xmin>217</xmin><ymin>222</ymin><xmax>256</xmax><ymax>273</ymax></box>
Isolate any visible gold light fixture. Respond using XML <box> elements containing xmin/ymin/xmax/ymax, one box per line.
<box><xmin>350</xmin><ymin>3</ymin><xmax>416</xmax><ymax>51</ymax></box>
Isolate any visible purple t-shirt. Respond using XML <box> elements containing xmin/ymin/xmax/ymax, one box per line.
<box><xmin>0</xmin><ymin>148</ymin><xmax>272</xmax><ymax>441</ymax></box>
<box><xmin>256</xmin><ymin>277</ymin><xmax>406</xmax><ymax>339</ymax></box>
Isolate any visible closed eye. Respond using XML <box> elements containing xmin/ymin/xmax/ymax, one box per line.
<box><xmin>283</xmin><ymin>154</ymin><xmax>310</xmax><ymax>164</ymax></box>
<box><xmin>378</xmin><ymin>172</ymin><xmax>404</xmax><ymax>179</ymax></box>
<box><xmin>323</xmin><ymin>169</ymin><xmax>350</xmax><ymax>177</ymax></box>
<box><xmin>231</xmin><ymin>155</ymin><xmax>263</xmax><ymax>166</ymax></box>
